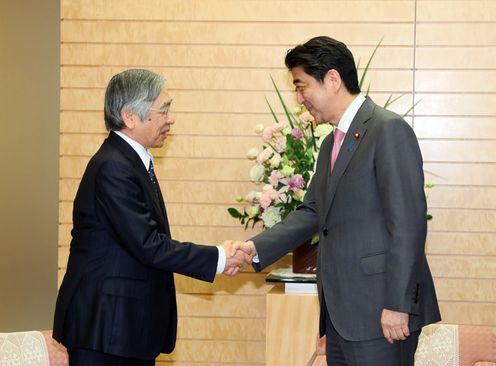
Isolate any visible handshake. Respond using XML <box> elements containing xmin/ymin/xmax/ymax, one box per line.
<box><xmin>220</xmin><ymin>240</ymin><xmax>257</xmax><ymax>276</ymax></box>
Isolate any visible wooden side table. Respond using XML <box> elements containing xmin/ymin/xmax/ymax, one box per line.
<box><xmin>266</xmin><ymin>283</ymin><xmax>321</xmax><ymax>366</ymax></box>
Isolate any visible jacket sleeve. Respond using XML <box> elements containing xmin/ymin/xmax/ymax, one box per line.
<box><xmin>95</xmin><ymin>159</ymin><xmax>218</xmax><ymax>282</ymax></box>
<box><xmin>251</xmin><ymin>171</ymin><xmax>319</xmax><ymax>271</ymax></box>
<box><xmin>375</xmin><ymin>118</ymin><xmax>427</xmax><ymax>314</ymax></box>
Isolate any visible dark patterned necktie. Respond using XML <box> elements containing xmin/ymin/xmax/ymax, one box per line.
<box><xmin>148</xmin><ymin>160</ymin><xmax>160</xmax><ymax>197</ymax></box>
<box><xmin>147</xmin><ymin>159</ymin><xmax>169</xmax><ymax>232</ymax></box>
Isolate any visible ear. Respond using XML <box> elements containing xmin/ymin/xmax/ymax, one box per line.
<box><xmin>121</xmin><ymin>110</ymin><xmax>137</xmax><ymax>129</ymax></box>
<box><xmin>324</xmin><ymin>69</ymin><xmax>342</xmax><ymax>92</ymax></box>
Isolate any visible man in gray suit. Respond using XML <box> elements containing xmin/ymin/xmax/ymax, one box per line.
<box><xmin>233</xmin><ymin>36</ymin><xmax>441</xmax><ymax>365</ymax></box>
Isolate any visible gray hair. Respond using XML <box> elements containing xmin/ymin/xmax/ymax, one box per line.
<box><xmin>104</xmin><ymin>69</ymin><xmax>165</xmax><ymax>131</ymax></box>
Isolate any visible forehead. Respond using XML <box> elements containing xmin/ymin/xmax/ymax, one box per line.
<box><xmin>291</xmin><ymin>67</ymin><xmax>316</xmax><ymax>85</ymax></box>
<box><xmin>152</xmin><ymin>89</ymin><xmax>171</xmax><ymax>107</ymax></box>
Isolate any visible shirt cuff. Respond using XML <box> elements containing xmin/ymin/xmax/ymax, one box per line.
<box><xmin>216</xmin><ymin>246</ymin><xmax>227</xmax><ymax>274</ymax></box>
<box><xmin>252</xmin><ymin>255</ymin><xmax>260</xmax><ymax>263</ymax></box>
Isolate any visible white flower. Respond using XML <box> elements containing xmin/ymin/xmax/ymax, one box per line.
<box><xmin>314</xmin><ymin>123</ymin><xmax>333</xmax><ymax>138</ymax></box>
<box><xmin>254</xmin><ymin>124</ymin><xmax>265</xmax><ymax>135</ymax></box>
<box><xmin>261</xmin><ymin>206</ymin><xmax>282</xmax><ymax>228</ymax></box>
<box><xmin>246</xmin><ymin>148</ymin><xmax>259</xmax><ymax>160</ymax></box>
<box><xmin>293</xmin><ymin>105</ymin><xmax>304</xmax><ymax>114</ymax></box>
<box><xmin>248</xmin><ymin>205</ymin><xmax>260</xmax><ymax>218</ymax></box>
<box><xmin>281</xmin><ymin>127</ymin><xmax>291</xmax><ymax>136</ymax></box>
<box><xmin>256</xmin><ymin>147</ymin><xmax>274</xmax><ymax>164</ymax></box>
<box><xmin>244</xmin><ymin>191</ymin><xmax>258</xmax><ymax>203</ymax></box>
<box><xmin>249</xmin><ymin>164</ymin><xmax>265</xmax><ymax>183</ymax></box>
<box><xmin>281</xmin><ymin>165</ymin><xmax>295</xmax><ymax>177</ymax></box>
<box><xmin>299</xmin><ymin>111</ymin><xmax>314</xmax><ymax>124</ymax></box>
<box><xmin>269</xmin><ymin>153</ymin><xmax>281</xmax><ymax>168</ymax></box>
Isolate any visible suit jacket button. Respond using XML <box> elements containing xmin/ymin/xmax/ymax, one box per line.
<box><xmin>323</xmin><ymin>228</ymin><xmax>328</xmax><ymax>236</ymax></box>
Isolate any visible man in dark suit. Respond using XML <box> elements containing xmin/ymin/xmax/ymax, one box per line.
<box><xmin>233</xmin><ymin>36</ymin><xmax>441</xmax><ymax>365</ymax></box>
<box><xmin>53</xmin><ymin>69</ymin><xmax>250</xmax><ymax>365</ymax></box>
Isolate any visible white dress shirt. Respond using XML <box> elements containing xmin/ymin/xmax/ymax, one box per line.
<box><xmin>336</xmin><ymin>93</ymin><xmax>366</xmax><ymax>134</ymax></box>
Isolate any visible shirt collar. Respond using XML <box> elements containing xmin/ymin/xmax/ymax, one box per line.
<box><xmin>114</xmin><ymin>130</ymin><xmax>152</xmax><ymax>169</ymax></box>
<box><xmin>336</xmin><ymin>93</ymin><xmax>366</xmax><ymax>134</ymax></box>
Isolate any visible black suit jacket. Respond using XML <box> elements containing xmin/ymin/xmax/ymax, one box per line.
<box><xmin>252</xmin><ymin>98</ymin><xmax>441</xmax><ymax>341</ymax></box>
<box><xmin>53</xmin><ymin>132</ymin><xmax>218</xmax><ymax>360</ymax></box>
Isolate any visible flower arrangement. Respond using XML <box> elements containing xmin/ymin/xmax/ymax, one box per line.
<box><xmin>227</xmin><ymin>79</ymin><xmax>332</xmax><ymax>230</ymax></box>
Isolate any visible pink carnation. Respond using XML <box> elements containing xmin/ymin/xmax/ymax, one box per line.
<box><xmin>275</xmin><ymin>136</ymin><xmax>286</xmax><ymax>153</ymax></box>
<box><xmin>273</xmin><ymin>123</ymin><xmax>288</xmax><ymax>133</ymax></box>
<box><xmin>259</xmin><ymin>189</ymin><xmax>280</xmax><ymax>209</ymax></box>
<box><xmin>291</xmin><ymin>128</ymin><xmax>303</xmax><ymax>140</ymax></box>
<box><xmin>261</xmin><ymin>126</ymin><xmax>274</xmax><ymax>143</ymax></box>
<box><xmin>269</xmin><ymin>170</ymin><xmax>284</xmax><ymax>187</ymax></box>
<box><xmin>262</xmin><ymin>123</ymin><xmax>288</xmax><ymax>143</ymax></box>
<box><xmin>288</xmin><ymin>174</ymin><xmax>305</xmax><ymax>190</ymax></box>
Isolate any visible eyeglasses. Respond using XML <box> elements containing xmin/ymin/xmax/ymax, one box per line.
<box><xmin>151</xmin><ymin>99</ymin><xmax>173</xmax><ymax>117</ymax></box>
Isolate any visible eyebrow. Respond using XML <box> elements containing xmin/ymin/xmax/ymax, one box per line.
<box><xmin>159</xmin><ymin>99</ymin><xmax>173</xmax><ymax>109</ymax></box>
<box><xmin>293</xmin><ymin>79</ymin><xmax>303</xmax><ymax>85</ymax></box>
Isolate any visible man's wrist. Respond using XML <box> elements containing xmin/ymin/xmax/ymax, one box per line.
<box><xmin>216</xmin><ymin>246</ymin><xmax>226</xmax><ymax>274</ymax></box>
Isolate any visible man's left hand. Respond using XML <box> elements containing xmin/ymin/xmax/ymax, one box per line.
<box><xmin>380</xmin><ymin>308</ymin><xmax>410</xmax><ymax>344</ymax></box>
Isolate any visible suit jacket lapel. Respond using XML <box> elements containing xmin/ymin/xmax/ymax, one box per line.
<box><xmin>107</xmin><ymin>132</ymin><xmax>170</xmax><ymax>233</ymax></box>
<box><xmin>153</xmin><ymin>178</ymin><xmax>171</xmax><ymax>237</ymax></box>
<box><xmin>322</xmin><ymin>98</ymin><xmax>375</xmax><ymax>222</ymax></box>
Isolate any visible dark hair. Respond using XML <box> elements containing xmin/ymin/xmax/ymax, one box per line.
<box><xmin>104</xmin><ymin>69</ymin><xmax>165</xmax><ymax>131</ymax></box>
<box><xmin>285</xmin><ymin>36</ymin><xmax>360</xmax><ymax>94</ymax></box>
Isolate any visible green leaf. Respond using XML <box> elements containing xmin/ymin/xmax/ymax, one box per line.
<box><xmin>383</xmin><ymin>94</ymin><xmax>393</xmax><ymax>108</ymax></box>
<box><xmin>359</xmin><ymin>37</ymin><xmax>383</xmax><ymax>91</ymax></box>
<box><xmin>384</xmin><ymin>94</ymin><xmax>404</xmax><ymax>110</ymax></box>
<box><xmin>401</xmin><ymin>98</ymin><xmax>423</xmax><ymax>118</ymax></box>
<box><xmin>270</xmin><ymin>75</ymin><xmax>296</xmax><ymax>128</ymax></box>
<box><xmin>227</xmin><ymin>208</ymin><xmax>243</xmax><ymax>218</ymax></box>
<box><xmin>265</xmin><ymin>97</ymin><xmax>280</xmax><ymax>124</ymax></box>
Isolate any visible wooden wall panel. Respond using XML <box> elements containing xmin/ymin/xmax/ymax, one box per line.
<box><xmin>415</xmin><ymin>0</ymin><xmax>496</xmax><ymax>332</ymax></box>
<box><xmin>156</xmin><ymin>340</ymin><xmax>264</xmax><ymax>364</ymax></box>
<box><xmin>59</xmin><ymin>0</ymin><xmax>495</xmax><ymax>364</ymax></box>
<box><xmin>61</xmin><ymin>0</ymin><xmax>414</xmax><ymax>22</ymax></box>
<box><xmin>415</xmin><ymin>117</ymin><xmax>496</xmax><ymax>139</ymax></box>
<box><xmin>416</xmin><ymin>0</ymin><xmax>496</xmax><ymax>22</ymax></box>
<box><xmin>61</xmin><ymin>21</ymin><xmax>414</xmax><ymax>45</ymax></box>
<box><xmin>62</xmin><ymin>66</ymin><xmax>414</xmax><ymax>93</ymax></box>
<box><xmin>426</xmin><ymin>233</ymin><xmax>496</xmax><ymax>256</ymax></box>
<box><xmin>61</xmin><ymin>44</ymin><xmax>414</xmax><ymax>69</ymax></box>
<box><xmin>424</xmin><ymin>163</ymin><xmax>496</xmax><ymax>186</ymax></box>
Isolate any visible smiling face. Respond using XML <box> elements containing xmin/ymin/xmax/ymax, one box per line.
<box><xmin>291</xmin><ymin>66</ymin><xmax>342</xmax><ymax>126</ymax></box>
<box><xmin>121</xmin><ymin>89</ymin><xmax>175</xmax><ymax>148</ymax></box>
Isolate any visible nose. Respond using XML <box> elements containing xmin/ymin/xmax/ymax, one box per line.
<box><xmin>166</xmin><ymin>114</ymin><xmax>175</xmax><ymax>125</ymax></box>
<box><xmin>296</xmin><ymin>90</ymin><xmax>304</xmax><ymax>105</ymax></box>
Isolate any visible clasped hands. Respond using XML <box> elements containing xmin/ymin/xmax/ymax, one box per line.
<box><xmin>220</xmin><ymin>240</ymin><xmax>256</xmax><ymax>276</ymax></box>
